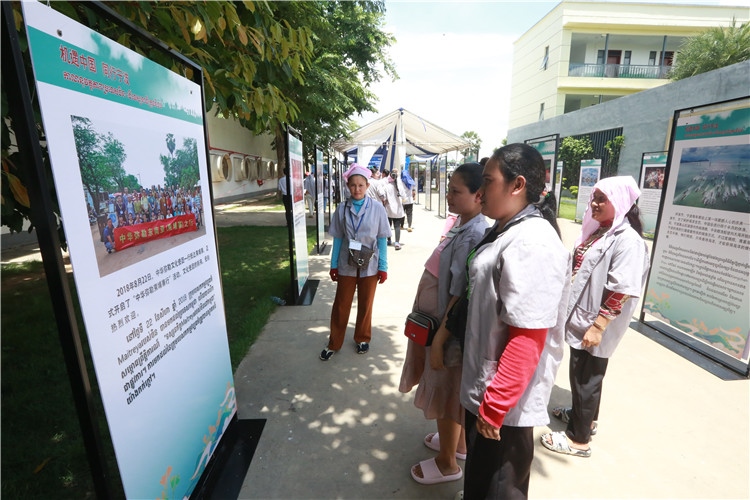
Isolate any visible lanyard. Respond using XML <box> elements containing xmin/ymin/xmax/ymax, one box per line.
<box><xmin>346</xmin><ymin>198</ymin><xmax>369</xmax><ymax>240</ymax></box>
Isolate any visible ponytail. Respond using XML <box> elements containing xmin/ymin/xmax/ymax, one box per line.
<box><xmin>625</xmin><ymin>204</ymin><xmax>644</xmax><ymax>236</ymax></box>
<box><xmin>535</xmin><ymin>191</ymin><xmax>561</xmax><ymax>239</ymax></box>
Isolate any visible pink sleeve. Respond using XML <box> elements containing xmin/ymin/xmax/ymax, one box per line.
<box><xmin>478</xmin><ymin>327</ymin><xmax>547</xmax><ymax>428</ymax></box>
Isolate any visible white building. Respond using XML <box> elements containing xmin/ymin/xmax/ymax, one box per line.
<box><xmin>509</xmin><ymin>1</ymin><xmax>750</xmax><ymax>129</ymax></box>
<box><xmin>204</xmin><ymin>110</ymin><xmax>280</xmax><ymax>204</ymax></box>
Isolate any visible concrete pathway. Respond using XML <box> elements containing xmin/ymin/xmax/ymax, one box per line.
<box><xmin>233</xmin><ymin>201</ymin><xmax>749</xmax><ymax>499</ymax></box>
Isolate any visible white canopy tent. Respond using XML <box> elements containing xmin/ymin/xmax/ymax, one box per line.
<box><xmin>332</xmin><ymin>108</ymin><xmax>470</xmax><ymax>171</ymax></box>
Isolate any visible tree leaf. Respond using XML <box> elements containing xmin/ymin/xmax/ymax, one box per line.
<box><xmin>236</xmin><ymin>25</ymin><xmax>248</xmax><ymax>46</ymax></box>
<box><xmin>5</xmin><ymin>171</ymin><xmax>30</xmax><ymax>208</ymax></box>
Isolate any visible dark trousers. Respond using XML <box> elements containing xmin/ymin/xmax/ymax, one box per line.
<box><xmin>566</xmin><ymin>346</ymin><xmax>609</xmax><ymax>444</ymax></box>
<box><xmin>403</xmin><ymin>203</ymin><xmax>413</xmax><ymax>227</ymax></box>
<box><xmin>464</xmin><ymin>410</ymin><xmax>533</xmax><ymax>500</ymax></box>
<box><xmin>388</xmin><ymin>217</ymin><xmax>404</xmax><ymax>243</ymax></box>
<box><xmin>282</xmin><ymin>195</ymin><xmax>292</xmax><ymax>226</ymax></box>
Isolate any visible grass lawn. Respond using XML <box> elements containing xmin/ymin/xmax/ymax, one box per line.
<box><xmin>1</xmin><ymin>225</ymin><xmax>315</xmax><ymax>499</ymax></box>
<box><xmin>558</xmin><ymin>196</ymin><xmax>577</xmax><ymax>220</ymax></box>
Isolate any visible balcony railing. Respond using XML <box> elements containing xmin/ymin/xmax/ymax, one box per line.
<box><xmin>568</xmin><ymin>63</ymin><xmax>671</xmax><ymax>79</ymax></box>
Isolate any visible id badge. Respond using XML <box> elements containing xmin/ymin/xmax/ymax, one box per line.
<box><xmin>349</xmin><ymin>240</ymin><xmax>362</xmax><ymax>251</ymax></box>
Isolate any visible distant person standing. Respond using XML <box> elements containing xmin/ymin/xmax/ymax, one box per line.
<box><xmin>320</xmin><ymin>164</ymin><xmax>390</xmax><ymax>361</ymax></box>
<box><xmin>366</xmin><ymin>168</ymin><xmax>385</xmax><ymax>200</ymax></box>
<box><xmin>400</xmin><ymin>167</ymin><xmax>417</xmax><ymax>232</ymax></box>
<box><xmin>304</xmin><ymin>169</ymin><xmax>316</xmax><ymax>218</ymax></box>
<box><xmin>382</xmin><ymin>169</ymin><xmax>406</xmax><ymax>250</ymax></box>
<box><xmin>279</xmin><ymin>167</ymin><xmax>292</xmax><ymax>226</ymax></box>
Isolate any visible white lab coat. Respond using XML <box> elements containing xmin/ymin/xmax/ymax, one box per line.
<box><xmin>460</xmin><ymin>208</ymin><xmax>571</xmax><ymax>427</ymax></box>
<box><xmin>566</xmin><ymin>222</ymin><xmax>649</xmax><ymax>358</ymax></box>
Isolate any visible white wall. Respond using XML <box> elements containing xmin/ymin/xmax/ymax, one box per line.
<box><xmin>204</xmin><ymin>109</ymin><xmax>280</xmax><ymax>203</ymax></box>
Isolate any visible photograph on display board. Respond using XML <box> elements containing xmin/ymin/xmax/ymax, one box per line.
<box><xmin>291</xmin><ymin>156</ymin><xmax>304</xmax><ymax>203</ymax></box>
<box><xmin>643</xmin><ymin>166</ymin><xmax>666</xmax><ymax>189</ymax></box>
<box><xmin>672</xmin><ymin>144</ymin><xmax>750</xmax><ymax>213</ymax></box>
<box><xmin>580</xmin><ymin>167</ymin><xmax>599</xmax><ymax>187</ymax></box>
<box><xmin>71</xmin><ymin>116</ymin><xmax>205</xmax><ymax>277</ymax></box>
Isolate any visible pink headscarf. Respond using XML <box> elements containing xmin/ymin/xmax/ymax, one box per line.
<box><xmin>576</xmin><ymin>176</ymin><xmax>641</xmax><ymax>246</ymax></box>
<box><xmin>343</xmin><ymin>163</ymin><xmax>371</xmax><ymax>182</ymax></box>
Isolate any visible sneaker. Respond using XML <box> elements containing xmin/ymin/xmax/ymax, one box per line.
<box><xmin>394</xmin><ymin>242</ymin><xmax>401</xmax><ymax>250</ymax></box>
<box><xmin>356</xmin><ymin>342</ymin><xmax>369</xmax><ymax>354</ymax></box>
<box><xmin>320</xmin><ymin>348</ymin><xmax>335</xmax><ymax>361</ymax></box>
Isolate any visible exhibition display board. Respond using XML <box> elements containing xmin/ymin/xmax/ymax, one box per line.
<box><xmin>638</xmin><ymin>152</ymin><xmax>668</xmax><ymax>238</ymax></box>
<box><xmin>575</xmin><ymin>159</ymin><xmax>602</xmax><ymax>221</ymax></box>
<box><xmin>642</xmin><ymin>97</ymin><xmax>750</xmax><ymax>375</ymax></box>
<box><xmin>22</xmin><ymin>2</ymin><xmax>237</xmax><ymax>497</ymax></box>
<box><xmin>315</xmin><ymin>147</ymin><xmax>326</xmax><ymax>251</ymax></box>
<box><xmin>526</xmin><ymin>135</ymin><xmax>559</xmax><ymax>195</ymax></box>
<box><xmin>287</xmin><ymin>129</ymin><xmax>309</xmax><ymax>300</ymax></box>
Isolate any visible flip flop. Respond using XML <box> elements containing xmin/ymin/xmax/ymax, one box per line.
<box><xmin>424</xmin><ymin>433</ymin><xmax>467</xmax><ymax>460</ymax></box>
<box><xmin>410</xmin><ymin>457</ymin><xmax>462</xmax><ymax>485</ymax></box>
<box><xmin>540</xmin><ymin>431</ymin><xmax>591</xmax><ymax>458</ymax></box>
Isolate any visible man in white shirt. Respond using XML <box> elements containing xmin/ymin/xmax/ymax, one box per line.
<box><xmin>303</xmin><ymin>170</ymin><xmax>316</xmax><ymax>217</ymax></box>
<box><xmin>279</xmin><ymin>167</ymin><xmax>292</xmax><ymax>226</ymax></box>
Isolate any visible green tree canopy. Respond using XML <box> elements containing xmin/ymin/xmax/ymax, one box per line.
<box><xmin>71</xmin><ymin>116</ymin><xmax>129</xmax><ymax>211</ymax></box>
<box><xmin>460</xmin><ymin>131</ymin><xmax>481</xmax><ymax>163</ymax></box>
<box><xmin>670</xmin><ymin>19</ymin><xmax>750</xmax><ymax>81</ymax></box>
<box><xmin>161</xmin><ymin>137</ymin><xmax>200</xmax><ymax>190</ymax></box>
<box><xmin>603</xmin><ymin>135</ymin><xmax>625</xmax><ymax>178</ymax></box>
<box><xmin>558</xmin><ymin>136</ymin><xmax>594</xmax><ymax>188</ymax></box>
<box><xmin>266</xmin><ymin>1</ymin><xmax>396</xmax><ymax>167</ymax></box>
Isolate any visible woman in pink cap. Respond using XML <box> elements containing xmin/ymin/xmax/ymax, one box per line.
<box><xmin>542</xmin><ymin>175</ymin><xmax>650</xmax><ymax>458</ymax></box>
<box><xmin>320</xmin><ymin>164</ymin><xmax>391</xmax><ymax>361</ymax></box>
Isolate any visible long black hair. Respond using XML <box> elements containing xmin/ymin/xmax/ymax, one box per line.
<box><xmin>491</xmin><ymin>143</ymin><xmax>561</xmax><ymax>238</ymax></box>
<box><xmin>625</xmin><ymin>204</ymin><xmax>644</xmax><ymax>237</ymax></box>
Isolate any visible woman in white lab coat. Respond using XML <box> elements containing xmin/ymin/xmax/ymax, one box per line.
<box><xmin>541</xmin><ymin>175</ymin><xmax>649</xmax><ymax>458</ymax></box>
<box><xmin>459</xmin><ymin>143</ymin><xmax>571</xmax><ymax>499</ymax></box>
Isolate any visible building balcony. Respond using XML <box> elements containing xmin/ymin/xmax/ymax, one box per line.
<box><xmin>568</xmin><ymin>63</ymin><xmax>671</xmax><ymax>79</ymax></box>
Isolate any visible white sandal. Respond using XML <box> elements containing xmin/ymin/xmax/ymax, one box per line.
<box><xmin>540</xmin><ymin>431</ymin><xmax>591</xmax><ymax>457</ymax></box>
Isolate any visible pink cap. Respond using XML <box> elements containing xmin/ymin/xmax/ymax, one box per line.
<box><xmin>343</xmin><ymin>163</ymin><xmax>372</xmax><ymax>182</ymax></box>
